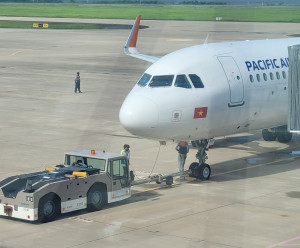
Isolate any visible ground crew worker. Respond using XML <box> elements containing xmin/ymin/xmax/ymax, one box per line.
<box><xmin>74</xmin><ymin>71</ymin><xmax>82</xmax><ymax>93</ymax></box>
<box><xmin>121</xmin><ymin>144</ymin><xmax>130</xmax><ymax>162</ymax></box>
<box><xmin>176</xmin><ymin>141</ymin><xmax>189</xmax><ymax>175</ymax></box>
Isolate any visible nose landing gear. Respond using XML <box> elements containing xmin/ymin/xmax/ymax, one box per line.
<box><xmin>189</xmin><ymin>139</ymin><xmax>211</xmax><ymax>180</ymax></box>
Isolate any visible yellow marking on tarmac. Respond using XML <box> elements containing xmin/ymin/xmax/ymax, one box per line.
<box><xmin>185</xmin><ymin>177</ymin><xmax>196</xmax><ymax>181</ymax></box>
<box><xmin>132</xmin><ymin>183</ymin><xmax>177</xmax><ymax>195</ymax></box>
<box><xmin>168</xmin><ymin>39</ymin><xmax>193</xmax><ymax>42</ymax></box>
<box><xmin>9</xmin><ymin>46</ymin><xmax>51</xmax><ymax>56</ymax></box>
<box><xmin>10</xmin><ymin>50</ymin><xmax>26</xmax><ymax>56</ymax></box>
<box><xmin>133</xmin><ymin>177</ymin><xmax>196</xmax><ymax>195</ymax></box>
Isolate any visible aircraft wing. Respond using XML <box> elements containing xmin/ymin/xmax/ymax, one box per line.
<box><xmin>124</xmin><ymin>15</ymin><xmax>159</xmax><ymax>63</ymax></box>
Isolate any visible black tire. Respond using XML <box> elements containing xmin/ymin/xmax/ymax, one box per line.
<box><xmin>194</xmin><ymin>164</ymin><xmax>211</xmax><ymax>181</ymax></box>
<box><xmin>262</xmin><ymin>129</ymin><xmax>276</xmax><ymax>141</ymax></box>
<box><xmin>165</xmin><ymin>176</ymin><xmax>173</xmax><ymax>186</ymax></box>
<box><xmin>189</xmin><ymin>162</ymin><xmax>199</xmax><ymax>177</ymax></box>
<box><xmin>87</xmin><ymin>184</ymin><xmax>106</xmax><ymax>212</ymax></box>
<box><xmin>276</xmin><ymin>131</ymin><xmax>293</xmax><ymax>143</ymax></box>
<box><xmin>38</xmin><ymin>194</ymin><xmax>60</xmax><ymax>223</ymax></box>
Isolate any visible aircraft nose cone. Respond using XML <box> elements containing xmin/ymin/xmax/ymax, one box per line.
<box><xmin>119</xmin><ymin>94</ymin><xmax>158</xmax><ymax>136</ymax></box>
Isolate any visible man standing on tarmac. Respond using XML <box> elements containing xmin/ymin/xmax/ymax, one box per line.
<box><xmin>75</xmin><ymin>71</ymin><xmax>82</xmax><ymax>93</ymax></box>
<box><xmin>176</xmin><ymin>141</ymin><xmax>189</xmax><ymax>175</ymax></box>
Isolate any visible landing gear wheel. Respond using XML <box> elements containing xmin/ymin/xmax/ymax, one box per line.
<box><xmin>189</xmin><ymin>162</ymin><xmax>199</xmax><ymax>177</ymax></box>
<box><xmin>165</xmin><ymin>176</ymin><xmax>173</xmax><ymax>186</ymax></box>
<box><xmin>194</xmin><ymin>164</ymin><xmax>211</xmax><ymax>181</ymax></box>
<box><xmin>87</xmin><ymin>184</ymin><xmax>106</xmax><ymax>211</ymax></box>
<box><xmin>38</xmin><ymin>194</ymin><xmax>60</xmax><ymax>223</ymax></box>
<box><xmin>262</xmin><ymin>129</ymin><xmax>276</xmax><ymax>141</ymax></box>
<box><xmin>276</xmin><ymin>132</ymin><xmax>293</xmax><ymax>143</ymax></box>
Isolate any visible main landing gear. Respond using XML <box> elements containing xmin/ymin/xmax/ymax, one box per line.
<box><xmin>189</xmin><ymin>139</ymin><xmax>211</xmax><ymax>180</ymax></box>
<box><xmin>262</xmin><ymin>125</ymin><xmax>293</xmax><ymax>143</ymax></box>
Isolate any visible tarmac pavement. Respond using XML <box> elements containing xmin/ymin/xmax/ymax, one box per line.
<box><xmin>0</xmin><ymin>18</ymin><xmax>300</xmax><ymax>248</ymax></box>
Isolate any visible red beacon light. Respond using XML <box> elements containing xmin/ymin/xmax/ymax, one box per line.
<box><xmin>91</xmin><ymin>149</ymin><xmax>95</xmax><ymax>155</ymax></box>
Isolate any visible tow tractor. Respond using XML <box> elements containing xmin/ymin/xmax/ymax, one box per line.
<box><xmin>0</xmin><ymin>150</ymin><xmax>176</xmax><ymax>222</ymax></box>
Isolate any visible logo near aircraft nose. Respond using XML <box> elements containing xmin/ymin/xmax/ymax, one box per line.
<box><xmin>194</xmin><ymin>107</ymin><xmax>208</xmax><ymax>119</ymax></box>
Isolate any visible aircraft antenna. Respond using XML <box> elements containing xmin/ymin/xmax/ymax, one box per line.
<box><xmin>204</xmin><ymin>34</ymin><xmax>209</xmax><ymax>44</ymax></box>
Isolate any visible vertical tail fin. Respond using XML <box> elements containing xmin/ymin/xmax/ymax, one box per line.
<box><xmin>124</xmin><ymin>15</ymin><xmax>159</xmax><ymax>63</ymax></box>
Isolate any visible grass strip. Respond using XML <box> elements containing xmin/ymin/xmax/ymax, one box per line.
<box><xmin>0</xmin><ymin>5</ymin><xmax>299</xmax><ymax>22</ymax></box>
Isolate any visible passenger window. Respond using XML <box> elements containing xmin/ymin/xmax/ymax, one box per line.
<box><xmin>250</xmin><ymin>75</ymin><xmax>254</xmax><ymax>83</ymax></box>
<box><xmin>189</xmin><ymin>74</ymin><xmax>204</xmax><ymax>88</ymax></box>
<box><xmin>276</xmin><ymin>72</ymin><xmax>280</xmax><ymax>79</ymax></box>
<box><xmin>270</xmin><ymin>72</ymin><xmax>274</xmax><ymax>80</ymax></box>
<box><xmin>256</xmin><ymin>74</ymin><xmax>261</xmax><ymax>82</ymax></box>
<box><xmin>137</xmin><ymin>73</ymin><xmax>151</xmax><ymax>87</ymax></box>
<box><xmin>263</xmin><ymin>73</ymin><xmax>267</xmax><ymax>81</ymax></box>
<box><xmin>149</xmin><ymin>75</ymin><xmax>174</xmax><ymax>87</ymax></box>
<box><xmin>174</xmin><ymin>75</ymin><xmax>191</xmax><ymax>88</ymax></box>
<box><xmin>282</xmin><ymin>71</ymin><xmax>287</xmax><ymax>79</ymax></box>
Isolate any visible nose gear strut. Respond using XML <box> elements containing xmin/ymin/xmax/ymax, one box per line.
<box><xmin>189</xmin><ymin>139</ymin><xmax>211</xmax><ymax>180</ymax></box>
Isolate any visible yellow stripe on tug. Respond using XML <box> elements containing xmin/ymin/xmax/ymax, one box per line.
<box><xmin>73</xmin><ymin>171</ymin><xmax>87</xmax><ymax>177</ymax></box>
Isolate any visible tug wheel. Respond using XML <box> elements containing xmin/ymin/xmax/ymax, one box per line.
<box><xmin>87</xmin><ymin>184</ymin><xmax>106</xmax><ymax>211</ymax></box>
<box><xmin>38</xmin><ymin>193</ymin><xmax>60</xmax><ymax>223</ymax></box>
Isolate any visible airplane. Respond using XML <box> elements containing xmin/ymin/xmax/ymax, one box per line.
<box><xmin>119</xmin><ymin>15</ymin><xmax>300</xmax><ymax>180</ymax></box>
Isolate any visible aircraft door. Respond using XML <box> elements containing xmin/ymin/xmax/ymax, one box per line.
<box><xmin>218</xmin><ymin>56</ymin><xmax>244</xmax><ymax>107</ymax></box>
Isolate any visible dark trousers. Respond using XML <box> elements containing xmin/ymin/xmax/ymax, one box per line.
<box><xmin>75</xmin><ymin>82</ymin><xmax>81</xmax><ymax>93</ymax></box>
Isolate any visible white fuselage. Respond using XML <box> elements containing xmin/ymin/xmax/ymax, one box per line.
<box><xmin>119</xmin><ymin>38</ymin><xmax>300</xmax><ymax>141</ymax></box>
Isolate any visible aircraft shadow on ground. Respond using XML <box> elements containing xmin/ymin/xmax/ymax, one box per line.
<box><xmin>201</xmin><ymin>135</ymin><xmax>300</xmax><ymax>183</ymax></box>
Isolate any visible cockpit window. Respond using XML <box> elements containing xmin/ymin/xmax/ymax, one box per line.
<box><xmin>174</xmin><ymin>75</ymin><xmax>192</xmax><ymax>89</ymax></box>
<box><xmin>137</xmin><ymin>73</ymin><xmax>152</xmax><ymax>87</ymax></box>
<box><xmin>149</xmin><ymin>75</ymin><xmax>174</xmax><ymax>87</ymax></box>
<box><xmin>189</xmin><ymin>74</ymin><xmax>204</xmax><ymax>88</ymax></box>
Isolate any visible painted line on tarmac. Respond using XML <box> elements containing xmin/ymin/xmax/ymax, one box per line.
<box><xmin>10</xmin><ymin>50</ymin><xmax>26</xmax><ymax>56</ymax></box>
<box><xmin>167</xmin><ymin>38</ymin><xmax>194</xmax><ymax>42</ymax></box>
<box><xmin>132</xmin><ymin>183</ymin><xmax>178</xmax><ymax>195</ymax></box>
<box><xmin>132</xmin><ymin>177</ymin><xmax>197</xmax><ymax>195</ymax></box>
<box><xmin>9</xmin><ymin>46</ymin><xmax>52</xmax><ymax>56</ymax></box>
<box><xmin>266</xmin><ymin>235</ymin><xmax>300</xmax><ymax>248</ymax></box>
